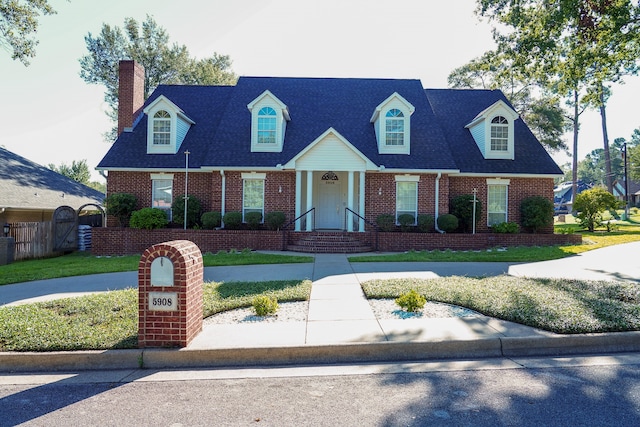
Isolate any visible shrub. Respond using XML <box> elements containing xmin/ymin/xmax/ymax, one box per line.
<box><xmin>252</xmin><ymin>295</ymin><xmax>278</xmax><ymax>316</ymax></box>
<box><xmin>450</xmin><ymin>194</ymin><xmax>482</xmax><ymax>233</ymax></box>
<box><xmin>223</xmin><ymin>211</ymin><xmax>242</xmax><ymax>229</ymax></box>
<box><xmin>245</xmin><ymin>211</ymin><xmax>263</xmax><ymax>230</ymax></box>
<box><xmin>171</xmin><ymin>194</ymin><xmax>202</xmax><ymax>228</ymax></box>
<box><xmin>105</xmin><ymin>193</ymin><xmax>137</xmax><ymax>227</ymax></box>
<box><xmin>201</xmin><ymin>211</ymin><xmax>222</xmax><ymax>230</ymax></box>
<box><xmin>397</xmin><ymin>213</ymin><xmax>415</xmax><ymax>232</ymax></box>
<box><xmin>395</xmin><ymin>289</ymin><xmax>426</xmax><ymax>313</ymax></box>
<box><xmin>573</xmin><ymin>187</ymin><xmax>619</xmax><ymax>232</ymax></box>
<box><xmin>376</xmin><ymin>214</ymin><xmax>395</xmax><ymax>232</ymax></box>
<box><xmin>490</xmin><ymin>222</ymin><xmax>520</xmax><ymax>234</ymax></box>
<box><xmin>520</xmin><ymin>196</ymin><xmax>554</xmax><ymax>233</ymax></box>
<box><xmin>265</xmin><ymin>211</ymin><xmax>286</xmax><ymax>231</ymax></box>
<box><xmin>437</xmin><ymin>214</ymin><xmax>458</xmax><ymax>233</ymax></box>
<box><xmin>417</xmin><ymin>214</ymin><xmax>435</xmax><ymax>233</ymax></box>
<box><xmin>129</xmin><ymin>208</ymin><xmax>168</xmax><ymax>230</ymax></box>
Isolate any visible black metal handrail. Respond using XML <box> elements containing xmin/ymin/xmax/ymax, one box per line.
<box><xmin>344</xmin><ymin>207</ymin><xmax>378</xmax><ymax>251</ymax></box>
<box><xmin>281</xmin><ymin>208</ymin><xmax>315</xmax><ymax>250</ymax></box>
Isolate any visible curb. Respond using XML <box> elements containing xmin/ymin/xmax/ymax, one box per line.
<box><xmin>2</xmin><ymin>332</ymin><xmax>640</xmax><ymax>373</ymax></box>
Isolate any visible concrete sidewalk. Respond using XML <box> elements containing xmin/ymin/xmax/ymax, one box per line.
<box><xmin>1</xmin><ymin>245</ymin><xmax>639</xmax><ymax>372</ymax></box>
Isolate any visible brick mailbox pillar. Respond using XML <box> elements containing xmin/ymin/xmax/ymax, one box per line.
<box><xmin>138</xmin><ymin>240</ymin><xmax>203</xmax><ymax>348</ymax></box>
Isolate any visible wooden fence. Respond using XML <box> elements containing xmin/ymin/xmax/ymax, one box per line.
<box><xmin>7</xmin><ymin>222</ymin><xmax>55</xmax><ymax>260</ymax></box>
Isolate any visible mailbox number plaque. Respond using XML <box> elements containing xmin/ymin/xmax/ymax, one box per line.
<box><xmin>149</xmin><ymin>291</ymin><xmax>178</xmax><ymax>311</ymax></box>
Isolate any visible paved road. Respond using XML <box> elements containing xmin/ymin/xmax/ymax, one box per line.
<box><xmin>2</xmin><ymin>353</ymin><xmax>640</xmax><ymax>426</ymax></box>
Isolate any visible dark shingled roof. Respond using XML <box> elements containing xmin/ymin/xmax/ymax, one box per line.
<box><xmin>1</xmin><ymin>147</ymin><xmax>104</xmax><ymax>211</ymax></box>
<box><xmin>98</xmin><ymin>77</ymin><xmax>561</xmax><ymax>176</ymax></box>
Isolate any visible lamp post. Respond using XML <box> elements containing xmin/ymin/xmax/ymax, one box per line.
<box><xmin>471</xmin><ymin>188</ymin><xmax>478</xmax><ymax>235</ymax></box>
<box><xmin>3</xmin><ymin>223</ymin><xmax>9</xmax><ymax>237</ymax></box>
<box><xmin>184</xmin><ymin>151</ymin><xmax>190</xmax><ymax>230</ymax></box>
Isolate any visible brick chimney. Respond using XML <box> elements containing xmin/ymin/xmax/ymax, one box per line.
<box><xmin>117</xmin><ymin>60</ymin><xmax>145</xmax><ymax>135</ymax></box>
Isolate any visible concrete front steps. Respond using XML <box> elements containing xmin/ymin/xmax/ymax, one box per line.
<box><xmin>287</xmin><ymin>231</ymin><xmax>372</xmax><ymax>253</ymax></box>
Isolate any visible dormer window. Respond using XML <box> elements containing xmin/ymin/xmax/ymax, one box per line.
<box><xmin>257</xmin><ymin>107</ymin><xmax>277</xmax><ymax>144</ymax></box>
<box><xmin>490</xmin><ymin>116</ymin><xmax>508</xmax><ymax>151</ymax></box>
<box><xmin>153</xmin><ymin>110</ymin><xmax>171</xmax><ymax>145</ymax></box>
<box><xmin>248</xmin><ymin>90</ymin><xmax>290</xmax><ymax>153</ymax></box>
<box><xmin>371</xmin><ymin>92</ymin><xmax>414</xmax><ymax>155</ymax></box>
<box><xmin>465</xmin><ymin>100</ymin><xmax>518</xmax><ymax>160</ymax></box>
<box><xmin>143</xmin><ymin>95</ymin><xmax>195</xmax><ymax>154</ymax></box>
<box><xmin>385</xmin><ymin>109</ymin><xmax>405</xmax><ymax>146</ymax></box>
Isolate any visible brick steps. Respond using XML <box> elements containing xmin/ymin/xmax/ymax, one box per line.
<box><xmin>287</xmin><ymin>232</ymin><xmax>372</xmax><ymax>253</ymax></box>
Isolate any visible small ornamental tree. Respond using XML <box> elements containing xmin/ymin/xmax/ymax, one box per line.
<box><xmin>450</xmin><ymin>194</ymin><xmax>482</xmax><ymax>233</ymax></box>
<box><xmin>104</xmin><ymin>192</ymin><xmax>137</xmax><ymax>227</ymax></box>
<box><xmin>573</xmin><ymin>187</ymin><xmax>619</xmax><ymax>232</ymax></box>
<box><xmin>520</xmin><ymin>196</ymin><xmax>554</xmax><ymax>233</ymax></box>
<box><xmin>172</xmin><ymin>194</ymin><xmax>202</xmax><ymax>228</ymax></box>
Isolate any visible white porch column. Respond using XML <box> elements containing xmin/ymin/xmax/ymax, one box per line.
<box><xmin>347</xmin><ymin>171</ymin><xmax>354</xmax><ymax>232</ymax></box>
<box><xmin>306</xmin><ymin>170</ymin><xmax>313</xmax><ymax>231</ymax></box>
<box><xmin>295</xmin><ymin>170</ymin><xmax>302</xmax><ymax>231</ymax></box>
<box><xmin>359</xmin><ymin>171</ymin><xmax>365</xmax><ymax>232</ymax></box>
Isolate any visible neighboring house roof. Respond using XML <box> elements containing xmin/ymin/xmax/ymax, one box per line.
<box><xmin>98</xmin><ymin>76</ymin><xmax>561</xmax><ymax>176</ymax></box>
<box><xmin>0</xmin><ymin>146</ymin><xmax>104</xmax><ymax>212</ymax></box>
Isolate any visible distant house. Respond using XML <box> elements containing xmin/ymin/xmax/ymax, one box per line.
<box><xmin>98</xmin><ymin>61</ymin><xmax>562</xmax><ymax>243</ymax></box>
<box><xmin>613</xmin><ymin>179</ymin><xmax>640</xmax><ymax>207</ymax></box>
<box><xmin>0</xmin><ymin>146</ymin><xmax>104</xmax><ymax>224</ymax></box>
<box><xmin>553</xmin><ymin>180</ymin><xmax>593</xmax><ymax>214</ymax></box>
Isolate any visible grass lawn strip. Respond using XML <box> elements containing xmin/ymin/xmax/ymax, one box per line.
<box><xmin>362</xmin><ymin>276</ymin><xmax>640</xmax><ymax>334</ymax></box>
<box><xmin>0</xmin><ymin>279</ymin><xmax>311</xmax><ymax>352</ymax></box>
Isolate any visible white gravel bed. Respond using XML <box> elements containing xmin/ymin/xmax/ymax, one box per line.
<box><xmin>203</xmin><ymin>299</ymin><xmax>481</xmax><ymax>325</ymax></box>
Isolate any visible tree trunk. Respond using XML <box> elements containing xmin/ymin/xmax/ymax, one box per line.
<box><xmin>599</xmin><ymin>89</ymin><xmax>613</xmax><ymax>193</ymax></box>
<box><xmin>571</xmin><ymin>90</ymin><xmax>579</xmax><ymax>214</ymax></box>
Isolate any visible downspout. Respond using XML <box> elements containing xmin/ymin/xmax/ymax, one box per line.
<box><xmin>220</xmin><ymin>170</ymin><xmax>226</xmax><ymax>228</ymax></box>
<box><xmin>434</xmin><ymin>172</ymin><xmax>445</xmax><ymax>233</ymax></box>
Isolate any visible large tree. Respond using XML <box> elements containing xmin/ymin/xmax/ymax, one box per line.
<box><xmin>0</xmin><ymin>0</ymin><xmax>56</xmax><ymax>65</ymax></box>
<box><xmin>48</xmin><ymin>159</ymin><xmax>91</xmax><ymax>185</ymax></box>
<box><xmin>448</xmin><ymin>51</ymin><xmax>570</xmax><ymax>152</ymax></box>
<box><xmin>79</xmin><ymin>15</ymin><xmax>237</xmax><ymax>140</ymax></box>
<box><xmin>476</xmin><ymin>0</ymin><xmax>640</xmax><ymax>208</ymax></box>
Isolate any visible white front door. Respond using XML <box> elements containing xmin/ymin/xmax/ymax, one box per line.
<box><xmin>316</xmin><ymin>179</ymin><xmax>343</xmax><ymax>229</ymax></box>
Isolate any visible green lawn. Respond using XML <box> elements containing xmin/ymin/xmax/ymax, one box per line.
<box><xmin>0</xmin><ymin>250</ymin><xmax>313</xmax><ymax>286</ymax></box>
<box><xmin>0</xmin><ymin>279</ymin><xmax>312</xmax><ymax>352</ymax></box>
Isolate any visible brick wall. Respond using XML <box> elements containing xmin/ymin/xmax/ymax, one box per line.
<box><xmin>106</xmin><ymin>171</ymin><xmax>556</xmax><ymax>233</ymax></box>
<box><xmin>449</xmin><ymin>176</ymin><xmax>556</xmax><ymax>233</ymax></box>
<box><xmin>117</xmin><ymin>60</ymin><xmax>145</xmax><ymax>135</ymax></box>
<box><xmin>138</xmin><ymin>240</ymin><xmax>203</xmax><ymax>348</ymax></box>
<box><xmin>92</xmin><ymin>227</ymin><xmax>581</xmax><ymax>256</ymax></box>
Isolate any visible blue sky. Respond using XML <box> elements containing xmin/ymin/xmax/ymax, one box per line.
<box><xmin>2</xmin><ymin>0</ymin><xmax>638</xmax><ymax>181</ymax></box>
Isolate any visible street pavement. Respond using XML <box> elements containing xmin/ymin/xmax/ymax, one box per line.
<box><xmin>0</xmin><ymin>242</ymin><xmax>639</xmax><ymax>373</ymax></box>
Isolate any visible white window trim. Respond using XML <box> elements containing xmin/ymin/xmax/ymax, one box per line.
<box><xmin>143</xmin><ymin>96</ymin><xmax>194</xmax><ymax>155</ymax></box>
<box><xmin>151</xmin><ymin>173</ymin><xmax>174</xmax><ymax>221</ymax></box>
<box><xmin>395</xmin><ymin>175</ymin><xmax>419</xmax><ymax>225</ymax></box>
<box><xmin>371</xmin><ymin>93</ymin><xmax>415</xmax><ymax>155</ymax></box>
<box><xmin>242</xmin><ymin>172</ymin><xmax>266</xmax><ymax>222</ymax></box>
<box><xmin>465</xmin><ymin>100</ymin><xmax>518</xmax><ymax>160</ymax></box>
<box><xmin>248</xmin><ymin>90</ymin><xmax>290</xmax><ymax>153</ymax></box>
<box><xmin>486</xmin><ymin>178</ymin><xmax>510</xmax><ymax>226</ymax></box>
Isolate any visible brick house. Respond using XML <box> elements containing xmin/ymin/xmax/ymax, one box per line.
<box><xmin>96</xmin><ymin>61</ymin><xmax>564</xmax><ymax>253</ymax></box>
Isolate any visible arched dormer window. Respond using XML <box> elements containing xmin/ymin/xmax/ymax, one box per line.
<box><xmin>490</xmin><ymin>116</ymin><xmax>508</xmax><ymax>151</ymax></box>
<box><xmin>153</xmin><ymin>110</ymin><xmax>171</xmax><ymax>145</ymax></box>
<box><xmin>257</xmin><ymin>107</ymin><xmax>277</xmax><ymax>144</ymax></box>
<box><xmin>385</xmin><ymin>109</ymin><xmax>405</xmax><ymax>146</ymax></box>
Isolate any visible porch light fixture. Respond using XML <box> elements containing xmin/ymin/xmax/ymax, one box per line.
<box><xmin>3</xmin><ymin>223</ymin><xmax>9</xmax><ymax>237</ymax></box>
